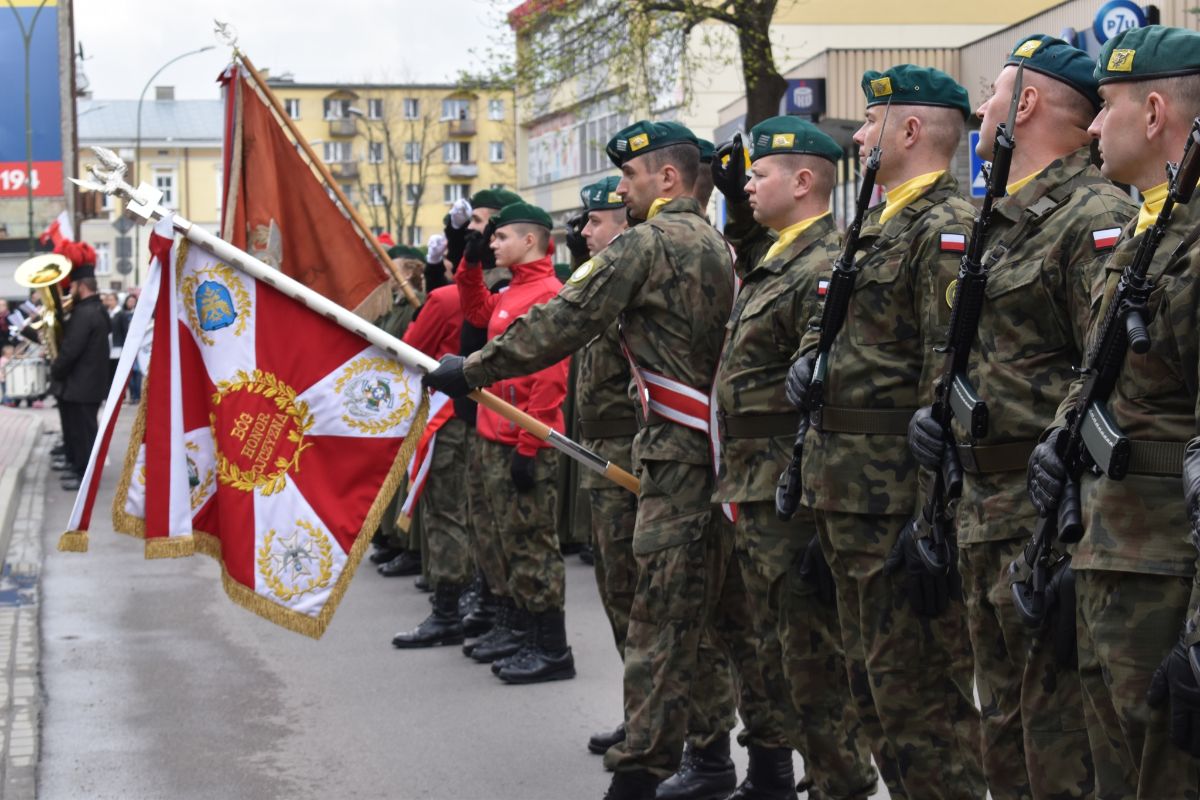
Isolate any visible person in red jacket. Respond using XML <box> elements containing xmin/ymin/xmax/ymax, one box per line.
<box><xmin>454</xmin><ymin>201</ymin><xmax>573</xmax><ymax>684</ymax></box>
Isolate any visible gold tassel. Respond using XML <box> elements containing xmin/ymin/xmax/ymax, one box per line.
<box><xmin>145</xmin><ymin>536</ymin><xmax>196</xmax><ymax>559</ymax></box>
<box><xmin>57</xmin><ymin>530</ymin><xmax>89</xmax><ymax>552</ymax></box>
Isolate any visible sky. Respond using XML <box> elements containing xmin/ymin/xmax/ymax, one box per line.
<box><xmin>73</xmin><ymin>0</ymin><xmax>518</xmax><ymax>100</ymax></box>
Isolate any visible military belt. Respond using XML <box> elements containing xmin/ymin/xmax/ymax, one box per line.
<box><xmin>813</xmin><ymin>406</ymin><xmax>913</xmax><ymax>436</ymax></box>
<box><xmin>1125</xmin><ymin>439</ymin><xmax>1185</xmax><ymax>477</ymax></box>
<box><xmin>956</xmin><ymin>440</ymin><xmax>1036</xmax><ymax>474</ymax></box>
<box><xmin>718</xmin><ymin>412</ymin><xmax>801</xmax><ymax>439</ymax></box>
<box><xmin>578</xmin><ymin>417</ymin><xmax>639</xmax><ymax>439</ymax></box>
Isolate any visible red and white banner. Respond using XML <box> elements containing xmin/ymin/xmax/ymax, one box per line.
<box><xmin>397</xmin><ymin>391</ymin><xmax>454</xmax><ymax>526</ymax></box>
<box><xmin>101</xmin><ymin>218</ymin><xmax>427</xmax><ymax>637</ymax></box>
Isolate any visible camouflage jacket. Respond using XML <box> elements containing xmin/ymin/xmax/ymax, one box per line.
<box><xmin>464</xmin><ymin>196</ymin><xmax>734</xmax><ymax>470</ymax></box>
<box><xmin>1055</xmin><ymin>201</ymin><xmax>1200</xmax><ymax>577</ymax></box>
<box><xmin>715</xmin><ymin>214</ymin><xmax>839</xmax><ymax>503</ymax></box>
<box><xmin>575</xmin><ymin>321</ymin><xmax>635</xmax><ymax>489</ymax></box>
<box><xmin>373</xmin><ymin>293</ymin><xmax>424</xmax><ymax>338</ymax></box>
<box><xmin>954</xmin><ymin>148</ymin><xmax>1135</xmax><ymax>544</ymax></box>
<box><xmin>800</xmin><ymin>171</ymin><xmax>973</xmax><ymax>515</ymax></box>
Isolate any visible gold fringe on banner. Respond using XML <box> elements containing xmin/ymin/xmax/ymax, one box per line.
<box><xmin>111</xmin><ymin>385</ymin><xmax>150</xmax><ymax>537</ymax></box>
<box><xmin>56</xmin><ymin>530</ymin><xmax>88</xmax><ymax>552</ymax></box>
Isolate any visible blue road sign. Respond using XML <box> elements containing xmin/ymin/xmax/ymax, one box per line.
<box><xmin>1093</xmin><ymin>0</ymin><xmax>1146</xmax><ymax>44</ymax></box>
<box><xmin>968</xmin><ymin>130</ymin><xmax>987</xmax><ymax>198</ymax></box>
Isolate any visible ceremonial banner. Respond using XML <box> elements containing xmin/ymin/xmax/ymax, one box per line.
<box><xmin>397</xmin><ymin>390</ymin><xmax>454</xmax><ymax>528</ymax></box>
<box><xmin>219</xmin><ymin>62</ymin><xmax>391</xmax><ymax>318</ymax></box>
<box><xmin>112</xmin><ymin>218</ymin><xmax>426</xmax><ymax>637</ymax></box>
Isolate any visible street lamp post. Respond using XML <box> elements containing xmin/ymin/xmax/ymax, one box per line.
<box><xmin>132</xmin><ymin>45</ymin><xmax>215</xmax><ymax>284</ymax></box>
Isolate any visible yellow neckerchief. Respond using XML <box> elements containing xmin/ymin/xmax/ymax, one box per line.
<box><xmin>1006</xmin><ymin>170</ymin><xmax>1040</xmax><ymax>195</ymax></box>
<box><xmin>1136</xmin><ymin>181</ymin><xmax>1169</xmax><ymax>236</ymax></box>
<box><xmin>764</xmin><ymin>212</ymin><xmax>830</xmax><ymax>262</ymax></box>
<box><xmin>880</xmin><ymin>170</ymin><xmax>945</xmax><ymax>223</ymax></box>
<box><xmin>646</xmin><ymin>197</ymin><xmax>672</xmax><ymax>219</ymax></box>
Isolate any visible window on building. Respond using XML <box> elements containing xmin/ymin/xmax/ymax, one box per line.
<box><xmin>368</xmin><ymin>184</ymin><xmax>386</xmax><ymax>206</ymax></box>
<box><xmin>403</xmin><ymin>98</ymin><xmax>420</xmax><ymax>120</ymax></box>
<box><xmin>441</xmin><ymin>98</ymin><xmax>470</xmax><ymax>120</ymax></box>
<box><xmin>580</xmin><ymin>112</ymin><xmax>625</xmax><ymax>175</ymax></box>
<box><xmin>488</xmin><ymin>99</ymin><xmax>505</xmax><ymax>121</ymax></box>
<box><xmin>367</xmin><ymin>141</ymin><xmax>384</xmax><ymax>164</ymax></box>
<box><xmin>490</xmin><ymin>183</ymin><xmax>506</xmax><ymax>190</ymax></box>
<box><xmin>323</xmin><ymin>141</ymin><xmax>352</xmax><ymax>163</ymax></box>
<box><xmin>404</xmin><ymin>141</ymin><xmax>422</xmax><ymax>163</ymax></box>
<box><xmin>94</xmin><ymin>242</ymin><xmax>111</xmax><ymax>276</ymax></box>
<box><xmin>370</xmin><ymin>225</ymin><xmax>384</xmax><ymax>237</ymax></box>
<box><xmin>406</xmin><ymin>183</ymin><xmax>421</xmax><ymax>202</ymax></box>
<box><xmin>323</xmin><ymin>98</ymin><xmax>351</xmax><ymax>119</ymax></box>
<box><xmin>367</xmin><ymin>98</ymin><xmax>383</xmax><ymax>120</ymax></box>
<box><xmin>284</xmin><ymin>98</ymin><xmax>301</xmax><ymax>120</ymax></box>
<box><xmin>153</xmin><ymin>168</ymin><xmax>177</xmax><ymax>208</ymax></box>
<box><xmin>341</xmin><ymin>184</ymin><xmax>354</xmax><ymax>203</ymax></box>
<box><xmin>443</xmin><ymin>142</ymin><xmax>471</xmax><ymax>163</ymax></box>
<box><xmin>406</xmin><ymin>225</ymin><xmax>423</xmax><ymax>245</ymax></box>
<box><xmin>444</xmin><ymin>184</ymin><xmax>469</xmax><ymax>203</ymax></box>
<box><xmin>489</xmin><ymin>141</ymin><xmax>505</xmax><ymax>162</ymax></box>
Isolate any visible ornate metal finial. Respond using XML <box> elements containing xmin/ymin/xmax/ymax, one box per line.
<box><xmin>71</xmin><ymin>147</ymin><xmax>164</xmax><ymax>222</ymax></box>
<box><xmin>214</xmin><ymin>19</ymin><xmax>239</xmax><ymax>50</ymax></box>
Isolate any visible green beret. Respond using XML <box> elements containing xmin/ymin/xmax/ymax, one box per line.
<box><xmin>1095</xmin><ymin>25</ymin><xmax>1200</xmax><ymax>85</ymax></box>
<box><xmin>1006</xmin><ymin>35</ymin><xmax>1101</xmax><ymax>110</ymax></box>
<box><xmin>387</xmin><ymin>244</ymin><xmax>425</xmax><ymax>261</ymax></box>
<box><xmin>697</xmin><ymin>139</ymin><xmax>716</xmax><ymax>163</ymax></box>
<box><xmin>492</xmin><ymin>201</ymin><xmax>552</xmax><ymax>230</ymax></box>
<box><xmin>581</xmin><ymin>176</ymin><xmax>624</xmax><ymax>210</ymax></box>
<box><xmin>861</xmin><ymin>64</ymin><xmax>972</xmax><ymax>119</ymax></box>
<box><xmin>748</xmin><ymin>116</ymin><xmax>843</xmax><ymax>163</ymax></box>
<box><xmin>470</xmin><ymin>188</ymin><xmax>524</xmax><ymax>210</ymax></box>
<box><xmin>606</xmin><ymin>120</ymin><xmax>699</xmax><ymax>167</ymax></box>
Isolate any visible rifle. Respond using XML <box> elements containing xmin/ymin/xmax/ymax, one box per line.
<box><xmin>1012</xmin><ymin>116</ymin><xmax>1200</xmax><ymax>627</ymax></box>
<box><xmin>913</xmin><ymin>63</ymin><xmax>1024</xmax><ymax>574</ymax></box>
<box><xmin>775</xmin><ymin>99</ymin><xmax>891</xmax><ymax>520</ymax></box>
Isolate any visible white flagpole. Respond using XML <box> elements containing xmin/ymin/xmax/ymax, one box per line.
<box><xmin>71</xmin><ymin>149</ymin><xmax>640</xmax><ymax>495</ymax></box>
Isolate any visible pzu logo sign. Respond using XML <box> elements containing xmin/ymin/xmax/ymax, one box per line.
<box><xmin>1093</xmin><ymin>0</ymin><xmax>1147</xmax><ymax>44</ymax></box>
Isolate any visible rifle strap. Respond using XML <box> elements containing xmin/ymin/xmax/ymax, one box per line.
<box><xmin>956</xmin><ymin>440</ymin><xmax>1037</xmax><ymax>473</ymax></box>
<box><xmin>814</xmin><ymin>406</ymin><xmax>913</xmax><ymax>436</ymax></box>
<box><xmin>1126</xmin><ymin>439</ymin><xmax>1185</xmax><ymax>477</ymax></box>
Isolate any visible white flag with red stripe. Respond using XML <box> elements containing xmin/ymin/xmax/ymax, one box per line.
<box><xmin>397</xmin><ymin>391</ymin><xmax>454</xmax><ymax>526</ymax></box>
<box><xmin>939</xmin><ymin>232</ymin><xmax>967</xmax><ymax>253</ymax></box>
<box><xmin>1093</xmin><ymin>227</ymin><xmax>1121</xmax><ymax>250</ymax></box>
<box><xmin>106</xmin><ymin>220</ymin><xmax>427</xmax><ymax>637</ymax></box>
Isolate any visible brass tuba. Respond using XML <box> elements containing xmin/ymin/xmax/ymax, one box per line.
<box><xmin>15</xmin><ymin>253</ymin><xmax>73</xmax><ymax>360</ymax></box>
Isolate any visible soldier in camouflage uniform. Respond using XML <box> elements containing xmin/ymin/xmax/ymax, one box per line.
<box><xmin>788</xmin><ymin>65</ymin><xmax>984</xmax><ymax>799</ymax></box>
<box><xmin>908</xmin><ymin>36</ymin><xmax>1134</xmax><ymax>799</ymax></box>
<box><xmin>426</xmin><ymin>120</ymin><xmax>737</xmax><ymax>800</ymax></box>
<box><xmin>1027</xmin><ymin>26</ymin><xmax>1200</xmax><ymax>798</ymax></box>
<box><xmin>707</xmin><ymin>116</ymin><xmax>878</xmax><ymax>800</ymax></box>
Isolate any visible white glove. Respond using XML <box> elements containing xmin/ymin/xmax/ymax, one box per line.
<box><xmin>449</xmin><ymin>198</ymin><xmax>472</xmax><ymax>229</ymax></box>
<box><xmin>425</xmin><ymin>234</ymin><xmax>448</xmax><ymax>265</ymax></box>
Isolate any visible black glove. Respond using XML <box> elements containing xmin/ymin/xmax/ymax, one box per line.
<box><xmin>785</xmin><ymin>353</ymin><xmax>815</xmax><ymax>411</ymax></box>
<box><xmin>565</xmin><ymin>213</ymin><xmax>590</xmax><ymax>264</ymax></box>
<box><xmin>797</xmin><ymin>534</ymin><xmax>835</xmax><ymax>606</ymax></box>
<box><xmin>444</xmin><ymin>216</ymin><xmax>467</xmax><ymax>267</ymax></box>
<box><xmin>712</xmin><ymin>134</ymin><xmax>749</xmax><ymax>205</ymax></box>
<box><xmin>1147</xmin><ymin>635</ymin><xmax>1200</xmax><ymax>757</ymax></box>
<box><xmin>422</xmin><ymin>354</ymin><xmax>471</xmax><ymax>399</ymax></box>
<box><xmin>510</xmin><ymin>452</ymin><xmax>536</xmax><ymax>493</ymax></box>
<box><xmin>1184</xmin><ymin>439</ymin><xmax>1200</xmax><ymax>536</ymax></box>
<box><xmin>463</xmin><ymin>230</ymin><xmax>488</xmax><ymax>265</ymax></box>
<box><xmin>1028</xmin><ymin>428</ymin><xmax>1068</xmax><ymax>517</ymax></box>
<box><xmin>908</xmin><ymin>406</ymin><xmax>948</xmax><ymax>471</ymax></box>
<box><xmin>883</xmin><ymin>520</ymin><xmax>958</xmax><ymax>618</ymax></box>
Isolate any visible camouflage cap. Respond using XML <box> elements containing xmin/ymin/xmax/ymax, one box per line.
<box><xmin>581</xmin><ymin>176</ymin><xmax>624</xmax><ymax>210</ymax></box>
<box><xmin>470</xmin><ymin>188</ymin><xmax>524</xmax><ymax>210</ymax></box>
<box><xmin>861</xmin><ymin>64</ymin><xmax>972</xmax><ymax>119</ymax></box>
<box><xmin>387</xmin><ymin>244</ymin><xmax>425</xmax><ymax>261</ymax></box>
<box><xmin>606</xmin><ymin>120</ymin><xmax>699</xmax><ymax>167</ymax></box>
<box><xmin>1006</xmin><ymin>34</ymin><xmax>1101</xmax><ymax>109</ymax></box>
<box><xmin>491</xmin><ymin>201</ymin><xmax>553</xmax><ymax>230</ymax></box>
<box><xmin>1095</xmin><ymin>25</ymin><xmax>1200</xmax><ymax>85</ymax></box>
<box><xmin>697</xmin><ymin>138</ymin><xmax>716</xmax><ymax>163</ymax></box>
<box><xmin>748</xmin><ymin>116</ymin><xmax>843</xmax><ymax>163</ymax></box>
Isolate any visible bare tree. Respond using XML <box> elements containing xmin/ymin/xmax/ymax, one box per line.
<box><xmin>356</xmin><ymin>92</ymin><xmax>442</xmax><ymax>244</ymax></box>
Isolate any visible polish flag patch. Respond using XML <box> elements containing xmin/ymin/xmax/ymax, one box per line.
<box><xmin>940</xmin><ymin>233</ymin><xmax>967</xmax><ymax>253</ymax></box>
<box><xmin>1092</xmin><ymin>227</ymin><xmax>1121</xmax><ymax>250</ymax></box>
<box><xmin>817</xmin><ymin>279</ymin><xmax>829</xmax><ymax>297</ymax></box>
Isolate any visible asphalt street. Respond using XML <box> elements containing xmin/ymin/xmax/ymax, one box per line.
<box><xmin>34</xmin><ymin>405</ymin><xmax>892</xmax><ymax>800</ymax></box>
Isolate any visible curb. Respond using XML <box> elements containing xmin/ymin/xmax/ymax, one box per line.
<box><xmin>0</xmin><ymin>415</ymin><xmax>42</xmax><ymax>569</ymax></box>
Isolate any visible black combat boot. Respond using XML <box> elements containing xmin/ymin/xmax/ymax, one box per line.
<box><xmin>726</xmin><ymin>746</ymin><xmax>794</xmax><ymax>800</ymax></box>
<box><xmin>470</xmin><ymin>604</ymin><xmax>531</xmax><ymax>663</ymax></box>
<box><xmin>463</xmin><ymin>596</ymin><xmax>512</xmax><ymax>657</ymax></box>
<box><xmin>497</xmin><ymin>609</ymin><xmax>576</xmax><ymax>684</ymax></box>
<box><xmin>461</xmin><ymin>576</ymin><xmax>497</xmax><ymax>637</ymax></box>
<box><xmin>391</xmin><ymin>582</ymin><xmax>465</xmax><ymax>648</ymax></box>
<box><xmin>588</xmin><ymin>722</ymin><xmax>626</xmax><ymax>755</ymax></box>
<box><xmin>604</xmin><ymin>770</ymin><xmax>660</xmax><ymax>800</ymax></box>
<box><xmin>654</xmin><ymin>734</ymin><xmax>736</xmax><ymax>800</ymax></box>
<box><xmin>377</xmin><ymin>549</ymin><xmax>421</xmax><ymax>577</ymax></box>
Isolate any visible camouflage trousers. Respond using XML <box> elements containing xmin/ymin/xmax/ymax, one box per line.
<box><xmin>604</xmin><ymin>459</ymin><xmax>742</xmax><ymax>778</ymax></box>
<box><xmin>960</xmin><ymin>537</ymin><xmax>1093</xmax><ymax>800</ymax></box>
<box><xmin>420</xmin><ymin>417</ymin><xmax>473</xmax><ymax>589</ymax></box>
<box><xmin>475</xmin><ymin>437</ymin><xmax>564</xmax><ymax>613</ymax></box>
<box><xmin>734</xmin><ymin>501</ymin><xmax>877</xmax><ymax>797</ymax></box>
<box><xmin>1075</xmin><ymin>568</ymin><xmax>1200</xmax><ymax>800</ymax></box>
<box><xmin>467</xmin><ymin>429</ymin><xmax>509</xmax><ymax>598</ymax></box>
<box><xmin>813</xmin><ymin>509</ymin><xmax>984</xmax><ymax>799</ymax></box>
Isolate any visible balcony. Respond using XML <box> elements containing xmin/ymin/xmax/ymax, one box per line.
<box><xmin>330</xmin><ymin>161</ymin><xmax>358</xmax><ymax>179</ymax></box>
<box><xmin>447</xmin><ymin>162</ymin><xmax>478</xmax><ymax>178</ymax></box>
<box><xmin>327</xmin><ymin>118</ymin><xmax>357</xmax><ymax>137</ymax></box>
<box><xmin>447</xmin><ymin>118</ymin><xmax>476</xmax><ymax>136</ymax></box>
